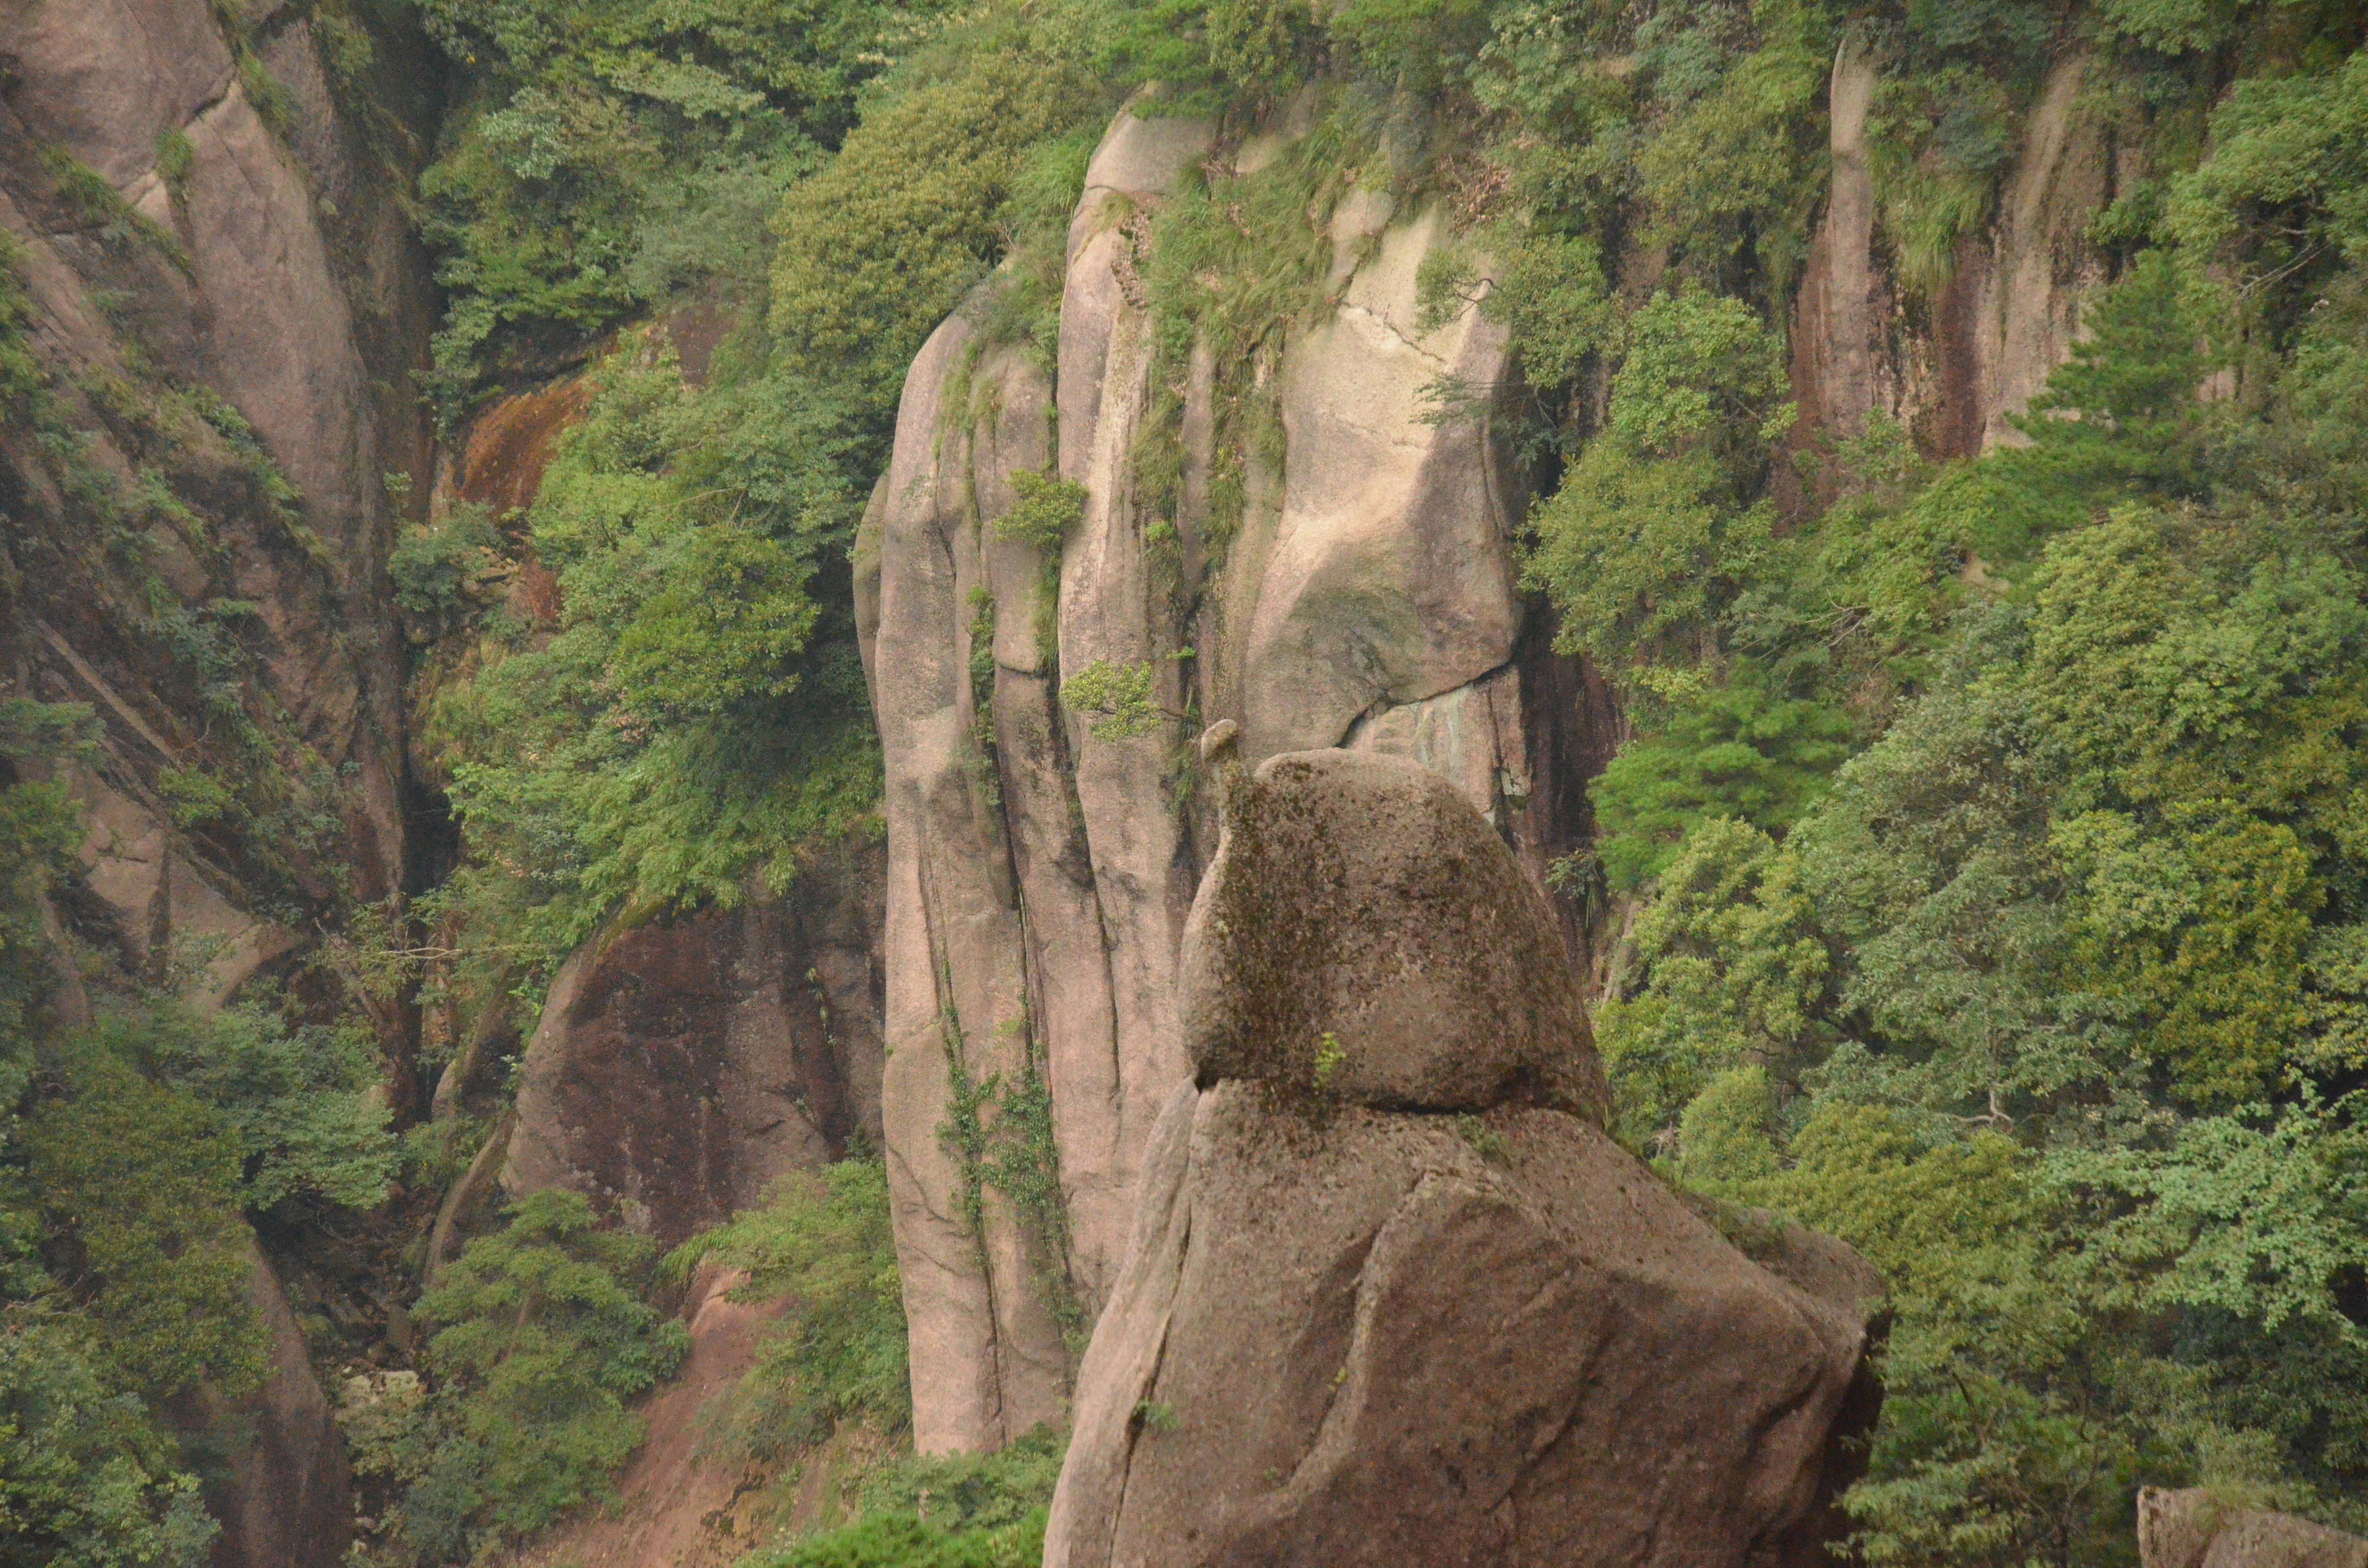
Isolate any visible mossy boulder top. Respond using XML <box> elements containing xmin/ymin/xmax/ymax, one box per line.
<box><xmin>1180</xmin><ymin>748</ymin><xmax>1611</xmax><ymax>1120</ymax></box>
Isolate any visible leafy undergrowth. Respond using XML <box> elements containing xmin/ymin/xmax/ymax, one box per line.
<box><xmin>743</xmin><ymin>1432</ymin><xmax>1066</xmax><ymax>1568</ymax></box>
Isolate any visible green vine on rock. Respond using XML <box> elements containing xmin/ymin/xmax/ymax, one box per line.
<box><xmin>966</xmin><ymin>584</ymin><xmax>1003</xmax><ymax>812</ymax></box>
<box><xmin>993</xmin><ymin>468</ymin><xmax>1087</xmax><ymax>662</ymax></box>
<box><xmin>933</xmin><ymin>997</ymin><xmax>1084</xmax><ymax>1351</ymax></box>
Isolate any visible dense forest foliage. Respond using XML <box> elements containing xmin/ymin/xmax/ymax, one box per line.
<box><xmin>9</xmin><ymin>0</ymin><xmax>2368</xmax><ymax>1562</ymax></box>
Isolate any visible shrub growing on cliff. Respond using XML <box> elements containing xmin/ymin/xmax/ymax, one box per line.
<box><xmin>743</xmin><ymin>1428</ymin><xmax>1065</xmax><ymax>1568</ymax></box>
<box><xmin>668</xmin><ymin>1158</ymin><xmax>909</xmax><ymax>1453</ymax></box>
<box><xmin>420</xmin><ymin>334</ymin><xmax>883</xmax><ymax>982</ymax></box>
<box><xmin>412</xmin><ymin>0</ymin><xmax>966</xmax><ymax>412</ymax></box>
<box><xmin>19</xmin><ymin>1050</ymin><xmax>264</xmax><ymax>1403</ymax></box>
<box><xmin>0</xmin><ymin>1322</ymin><xmax>220</xmax><ymax>1568</ymax></box>
<box><xmin>1587</xmin><ymin>674</ymin><xmax>1852</xmax><ymax>891</ymax></box>
<box><xmin>92</xmin><ymin>999</ymin><xmax>396</xmax><ymax>1214</ymax></box>
<box><xmin>755</xmin><ymin>1512</ymin><xmax>1047</xmax><ymax>1568</ymax></box>
<box><xmin>1522</xmin><ymin>287</ymin><xmax>1793</xmax><ymax>671</ymax></box>
<box><xmin>766</xmin><ymin>42</ymin><xmax>1104</xmax><ymax>404</ymax></box>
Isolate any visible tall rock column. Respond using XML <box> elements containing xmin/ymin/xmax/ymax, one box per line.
<box><xmin>862</xmin><ymin>313</ymin><xmax>1076</xmax><ymax>1452</ymax></box>
<box><xmin>864</xmin><ymin>95</ymin><xmax>1603</xmax><ymax>1450</ymax></box>
<box><xmin>1050</xmin><ymin>109</ymin><xmax>1218</xmax><ymax>1307</ymax></box>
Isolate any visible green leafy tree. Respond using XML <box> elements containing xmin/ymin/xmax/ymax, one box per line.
<box><xmin>767</xmin><ymin>44</ymin><xmax>1103</xmax><ymax>404</ymax></box>
<box><xmin>668</xmin><ymin>1159</ymin><xmax>909</xmax><ymax>1451</ymax></box>
<box><xmin>19</xmin><ymin>1052</ymin><xmax>264</xmax><ymax>1402</ymax></box>
<box><xmin>347</xmin><ymin>1191</ymin><xmax>689</xmax><ymax>1565</ymax></box>
<box><xmin>1594</xmin><ymin>818</ymin><xmax>1827</xmax><ymax>1141</ymax></box>
<box><xmin>742</xmin><ymin>1428</ymin><xmax>1065</xmax><ymax>1568</ymax></box>
<box><xmin>422</xmin><ymin>337</ymin><xmax>882</xmax><ymax>978</ymax></box>
<box><xmin>1524</xmin><ymin>288</ymin><xmax>1793</xmax><ymax>669</ymax></box>
<box><xmin>96</xmin><ymin>1001</ymin><xmax>395</xmax><ymax>1213</ymax></box>
<box><xmin>413</xmin><ymin>0</ymin><xmax>963</xmax><ymax>409</ymax></box>
<box><xmin>0</xmin><ymin>1323</ymin><xmax>219</xmax><ymax>1568</ymax></box>
<box><xmin>1588</xmin><ymin>673</ymin><xmax>1852</xmax><ymax>890</ymax></box>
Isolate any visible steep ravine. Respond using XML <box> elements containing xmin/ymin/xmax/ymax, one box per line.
<box><xmin>0</xmin><ymin>8</ymin><xmax>2141</xmax><ymax>1560</ymax></box>
<box><xmin>1</xmin><ymin>1</ymin><xmax>441</xmax><ymax>1561</ymax></box>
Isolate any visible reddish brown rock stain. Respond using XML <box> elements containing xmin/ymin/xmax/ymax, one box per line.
<box><xmin>457</xmin><ymin>380</ymin><xmax>585</xmax><ymax>626</ymax></box>
<box><xmin>459</xmin><ymin>379</ymin><xmax>589</xmax><ymax>519</ymax></box>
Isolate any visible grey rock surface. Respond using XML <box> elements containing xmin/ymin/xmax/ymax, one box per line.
<box><xmin>1793</xmin><ymin>48</ymin><xmax>2117</xmax><ymax>462</ymax></box>
<box><xmin>1</xmin><ymin>0</ymin><xmax>436</xmax><ymax>976</ymax></box>
<box><xmin>864</xmin><ymin>307</ymin><xmax>1076</xmax><ymax>1453</ymax></box>
<box><xmin>864</xmin><ymin>56</ymin><xmax>2113</xmax><ymax>1454</ymax></box>
<box><xmin>170</xmin><ymin>1252</ymin><xmax>353</xmax><ymax>1568</ymax></box>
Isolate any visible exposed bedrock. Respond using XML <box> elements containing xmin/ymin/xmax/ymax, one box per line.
<box><xmin>2140</xmin><ymin>1489</ymin><xmax>2368</xmax><ymax>1568</ymax></box>
<box><xmin>1181</xmin><ymin>751</ymin><xmax>1609</xmax><ymax>1118</ymax></box>
<box><xmin>860</xmin><ymin>99</ymin><xmax>1595</xmax><ymax>1451</ymax></box>
<box><xmin>498</xmin><ymin>838</ymin><xmax>888</xmax><ymax>1249</ymax></box>
<box><xmin>1044</xmin><ymin>751</ymin><xmax>1883</xmax><ymax>1568</ymax></box>
<box><xmin>0</xmin><ymin>8</ymin><xmax>440</xmax><ymax>1563</ymax></box>
<box><xmin>1793</xmin><ymin>45</ymin><xmax>2119</xmax><ymax>461</ymax></box>
<box><xmin>0</xmin><ymin>0</ymin><xmax>439</xmax><ymax>988</ymax></box>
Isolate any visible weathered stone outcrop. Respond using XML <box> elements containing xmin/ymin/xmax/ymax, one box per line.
<box><xmin>500</xmin><ymin>838</ymin><xmax>887</xmax><ymax>1247</ymax></box>
<box><xmin>1181</xmin><ymin>751</ymin><xmax>1608</xmax><ymax>1116</ymax></box>
<box><xmin>1</xmin><ymin>0</ymin><xmax>438</xmax><ymax>983</ymax></box>
<box><xmin>861</xmin><ymin>299</ymin><xmax>1079</xmax><ymax>1455</ymax></box>
<box><xmin>862</xmin><ymin>96</ymin><xmax>1587</xmax><ymax>1453</ymax></box>
<box><xmin>2141</xmin><ymin>1489</ymin><xmax>2368</xmax><ymax>1568</ymax></box>
<box><xmin>1043</xmin><ymin>750</ymin><xmax>1882</xmax><ymax>1568</ymax></box>
<box><xmin>1794</xmin><ymin>47</ymin><xmax>2119</xmax><ymax>460</ymax></box>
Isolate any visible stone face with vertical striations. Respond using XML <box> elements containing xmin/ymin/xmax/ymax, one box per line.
<box><xmin>861</xmin><ymin>306</ymin><xmax>1077</xmax><ymax>1453</ymax></box>
<box><xmin>863</xmin><ymin>38</ymin><xmax>2125</xmax><ymax>1451</ymax></box>
<box><xmin>859</xmin><ymin>91</ymin><xmax>1588</xmax><ymax>1453</ymax></box>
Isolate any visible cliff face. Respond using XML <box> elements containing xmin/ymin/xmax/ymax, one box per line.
<box><xmin>498</xmin><ymin>838</ymin><xmax>889</xmax><ymax>1250</ymax></box>
<box><xmin>0</xmin><ymin>3</ymin><xmax>441</xmax><ymax>1560</ymax></box>
<box><xmin>1794</xmin><ymin>49</ymin><xmax>2119</xmax><ymax>458</ymax></box>
<box><xmin>0</xmin><ymin>0</ymin><xmax>436</xmax><ymax>987</ymax></box>
<box><xmin>861</xmin><ymin>103</ymin><xmax>1609</xmax><ymax>1453</ymax></box>
<box><xmin>864</xmin><ymin>63</ymin><xmax>2126</xmax><ymax>1450</ymax></box>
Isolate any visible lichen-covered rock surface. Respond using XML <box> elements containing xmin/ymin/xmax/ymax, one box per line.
<box><xmin>1043</xmin><ymin>749</ymin><xmax>1882</xmax><ymax>1568</ymax></box>
<box><xmin>2140</xmin><ymin>1489</ymin><xmax>2368</xmax><ymax>1568</ymax></box>
<box><xmin>1181</xmin><ymin>750</ymin><xmax>1608</xmax><ymax>1116</ymax></box>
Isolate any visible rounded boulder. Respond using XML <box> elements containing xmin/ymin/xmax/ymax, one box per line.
<box><xmin>1179</xmin><ymin>749</ymin><xmax>1609</xmax><ymax>1119</ymax></box>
